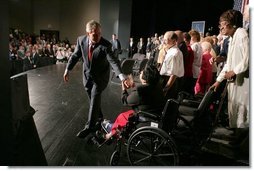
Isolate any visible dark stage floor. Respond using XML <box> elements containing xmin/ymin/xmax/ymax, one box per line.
<box><xmin>24</xmin><ymin>63</ymin><xmax>249</xmax><ymax>166</ymax></box>
<box><xmin>26</xmin><ymin>62</ymin><xmax>132</xmax><ymax>166</ymax></box>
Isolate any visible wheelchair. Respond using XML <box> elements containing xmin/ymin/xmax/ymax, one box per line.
<box><xmin>91</xmin><ymin>88</ymin><xmax>218</xmax><ymax>166</ymax></box>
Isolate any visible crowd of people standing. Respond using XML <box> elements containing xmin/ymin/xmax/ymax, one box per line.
<box><xmin>124</xmin><ymin>10</ymin><xmax>249</xmax><ymax>139</ymax></box>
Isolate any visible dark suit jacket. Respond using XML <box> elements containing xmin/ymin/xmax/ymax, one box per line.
<box><xmin>66</xmin><ymin>35</ymin><xmax>123</xmax><ymax>90</ymax></box>
<box><xmin>137</xmin><ymin>42</ymin><xmax>146</xmax><ymax>55</ymax></box>
<box><xmin>110</xmin><ymin>39</ymin><xmax>122</xmax><ymax>54</ymax></box>
<box><xmin>128</xmin><ymin>42</ymin><xmax>137</xmax><ymax>58</ymax></box>
<box><xmin>31</xmin><ymin>52</ymin><xmax>40</xmax><ymax>68</ymax></box>
<box><xmin>23</xmin><ymin>57</ymin><xmax>33</xmax><ymax>71</ymax></box>
<box><xmin>219</xmin><ymin>36</ymin><xmax>229</xmax><ymax>58</ymax></box>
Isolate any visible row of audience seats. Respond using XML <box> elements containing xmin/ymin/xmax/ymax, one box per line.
<box><xmin>132</xmin><ymin>53</ymin><xmax>148</xmax><ymax>76</ymax></box>
<box><xmin>111</xmin><ymin>53</ymin><xmax>149</xmax><ymax>84</ymax></box>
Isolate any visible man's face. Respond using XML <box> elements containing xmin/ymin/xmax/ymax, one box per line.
<box><xmin>87</xmin><ymin>27</ymin><xmax>101</xmax><ymax>44</ymax></box>
<box><xmin>163</xmin><ymin>34</ymin><xmax>175</xmax><ymax>48</ymax></box>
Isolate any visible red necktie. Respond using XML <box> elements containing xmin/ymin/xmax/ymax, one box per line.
<box><xmin>88</xmin><ymin>45</ymin><xmax>94</xmax><ymax>61</ymax></box>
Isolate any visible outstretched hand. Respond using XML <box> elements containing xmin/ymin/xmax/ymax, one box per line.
<box><xmin>209</xmin><ymin>57</ymin><xmax>215</xmax><ymax>65</ymax></box>
<box><xmin>122</xmin><ymin>78</ymin><xmax>134</xmax><ymax>90</ymax></box>
<box><xmin>63</xmin><ymin>71</ymin><xmax>69</xmax><ymax>83</ymax></box>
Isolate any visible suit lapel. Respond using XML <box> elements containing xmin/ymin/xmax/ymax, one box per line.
<box><xmin>81</xmin><ymin>36</ymin><xmax>90</xmax><ymax>65</ymax></box>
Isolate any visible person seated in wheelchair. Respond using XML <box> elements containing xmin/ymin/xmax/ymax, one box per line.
<box><xmin>104</xmin><ymin>62</ymin><xmax>165</xmax><ymax>140</ymax></box>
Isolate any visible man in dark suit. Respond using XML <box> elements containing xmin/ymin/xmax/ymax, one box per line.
<box><xmin>63</xmin><ymin>20</ymin><xmax>131</xmax><ymax>139</ymax></box>
<box><xmin>30</xmin><ymin>47</ymin><xmax>40</xmax><ymax>69</ymax></box>
<box><xmin>128</xmin><ymin>37</ymin><xmax>137</xmax><ymax>58</ymax></box>
<box><xmin>137</xmin><ymin>37</ymin><xmax>146</xmax><ymax>55</ymax></box>
<box><xmin>110</xmin><ymin>34</ymin><xmax>122</xmax><ymax>60</ymax></box>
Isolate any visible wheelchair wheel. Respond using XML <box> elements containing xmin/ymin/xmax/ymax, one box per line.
<box><xmin>127</xmin><ymin>126</ymin><xmax>179</xmax><ymax>166</ymax></box>
<box><xmin>110</xmin><ymin>150</ymin><xmax>120</xmax><ymax>166</ymax></box>
<box><xmin>172</xmin><ymin>116</ymin><xmax>197</xmax><ymax>149</ymax></box>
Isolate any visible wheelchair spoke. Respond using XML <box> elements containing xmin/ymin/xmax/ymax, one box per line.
<box><xmin>127</xmin><ymin>127</ymin><xmax>179</xmax><ymax>166</ymax></box>
<box><xmin>129</xmin><ymin>146</ymin><xmax>153</xmax><ymax>165</ymax></box>
<box><xmin>152</xmin><ymin>140</ymin><xmax>178</xmax><ymax>164</ymax></box>
<box><xmin>152</xmin><ymin>139</ymin><xmax>166</xmax><ymax>153</ymax></box>
<box><xmin>135</xmin><ymin>135</ymin><xmax>152</xmax><ymax>152</ymax></box>
<box><xmin>129</xmin><ymin>146</ymin><xmax>151</xmax><ymax>156</ymax></box>
<box><xmin>133</xmin><ymin>155</ymin><xmax>152</xmax><ymax>165</ymax></box>
<box><xmin>154</xmin><ymin>152</ymin><xmax>176</xmax><ymax>157</ymax></box>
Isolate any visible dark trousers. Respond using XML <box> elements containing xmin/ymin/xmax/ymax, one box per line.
<box><xmin>85</xmin><ymin>81</ymin><xmax>104</xmax><ymax>129</ymax></box>
<box><xmin>161</xmin><ymin>75</ymin><xmax>179</xmax><ymax>100</ymax></box>
<box><xmin>183</xmin><ymin>76</ymin><xmax>195</xmax><ymax>96</ymax></box>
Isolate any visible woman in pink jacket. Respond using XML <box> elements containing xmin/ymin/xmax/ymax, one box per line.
<box><xmin>194</xmin><ymin>41</ymin><xmax>213</xmax><ymax>95</ymax></box>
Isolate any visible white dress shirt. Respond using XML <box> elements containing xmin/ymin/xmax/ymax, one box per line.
<box><xmin>191</xmin><ymin>42</ymin><xmax>202</xmax><ymax>78</ymax></box>
<box><xmin>160</xmin><ymin>45</ymin><xmax>184</xmax><ymax>78</ymax></box>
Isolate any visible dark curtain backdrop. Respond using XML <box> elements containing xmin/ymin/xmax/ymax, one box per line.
<box><xmin>131</xmin><ymin>0</ymin><xmax>234</xmax><ymax>39</ymax></box>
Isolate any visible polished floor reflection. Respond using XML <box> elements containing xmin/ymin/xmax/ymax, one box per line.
<box><xmin>27</xmin><ymin>63</ymin><xmax>130</xmax><ymax>166</ymax></box>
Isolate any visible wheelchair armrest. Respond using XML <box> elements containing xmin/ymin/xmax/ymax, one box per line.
<box><xmin>136</xmin><ymin>111</ymin><xmax>160</xmax><ymax>121</ymax></box>
<box><xmin>177</xmin><ymin>91</ymin><xmax>193</xmax><ymax>102</ymax></box>
<box><xmin>181</xmin><ymin>99</ymin><xmax>200</xmax><ymax>108</ymax></box>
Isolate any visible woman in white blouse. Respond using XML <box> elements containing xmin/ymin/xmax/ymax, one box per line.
<box><xmin>210</xmin><ymin>10</ymin><xmax>249</xmax><ymax>132</ymax></box>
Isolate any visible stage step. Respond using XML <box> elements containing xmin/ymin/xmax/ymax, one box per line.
<box><xmin>202</xmin><ymin>127</ymin><xmax>249</xmax><ymax>166</ymax></box>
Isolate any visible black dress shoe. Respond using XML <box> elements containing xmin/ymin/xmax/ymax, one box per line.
<box><xmin>76</xmin><ymin>128</ymin><xmax>91</xmax><ymax>138</ymax></box>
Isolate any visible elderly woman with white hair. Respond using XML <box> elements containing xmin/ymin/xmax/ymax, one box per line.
<box><xmin>194</xmin><ymin>41</ymin><xmax>213</xmax><ymax>95</ymax></box>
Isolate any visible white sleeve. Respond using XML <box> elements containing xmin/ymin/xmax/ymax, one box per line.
<box><xmin>216</xmin><ymin>63</ymin><xmax>227</xmax><ymax>82</ymax></box>
<box><xmin>233</xmin><ymin>36</ymin><xmax>249</xmax><ymax>74</ymax></box>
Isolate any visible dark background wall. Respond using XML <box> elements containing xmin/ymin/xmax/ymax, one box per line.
<box><xmin>100</xmin><ymin>0</ymin><xmax>132</xmax><ymax>49</ymax></box>
<box><xmin>9</xmin><ymin>0</ymin><xmax>33</xmax><ymax>33</ymax></box>
<box><xmin>131</xmin><ymin>0</ymin><xmax>234</xmax><ymax>38</ymax></box>
<box><xmin>8</xmin><ymin>0</ymin><xmax>234</xmax><ymax>45</ymax></box>
<box><xmin>33</xmin><ymin>0</ymin><xmax>60</xmax><ymax>36</ymax></box>
<box><xmin>9</xmin><ymin>0</ymin><xmax>100</xmax><ymax>44</ymax></box>
<box><xmin>100</xmin><ymin>0</ymin><xmax>120</xmax><ymax>40</ymax></box>
<box><xmin>59</xmin><ymin>0</ymin><xmax>100</xmax><ymax>44</ymax></box>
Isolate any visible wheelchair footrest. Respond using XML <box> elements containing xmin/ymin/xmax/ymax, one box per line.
<box><xmin>89</xmin><ymin>134</ymin><xmax>113</xmax><ymax>148</ymax></box>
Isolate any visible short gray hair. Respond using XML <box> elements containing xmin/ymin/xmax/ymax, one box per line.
<box><xmin>164</xmin><ymin>31</ymin><xmax>178</xmax><ymax>41</ymax></box>
<box><xmin>86</xmin><ymin>20</ymin><xmax>101</xmax><ymax>33</ymax></box>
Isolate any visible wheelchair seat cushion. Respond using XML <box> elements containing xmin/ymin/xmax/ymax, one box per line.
<box><xmin>178</xmin><ymin>105</ymin><xmax>197</xmax><ymax>116</ymax></box>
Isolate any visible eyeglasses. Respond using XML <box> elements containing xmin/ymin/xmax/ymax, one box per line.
<box><xmin>218</xmin><ymin>22</ymin><xmax>230</xmax><ymax>29</ymax></box>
